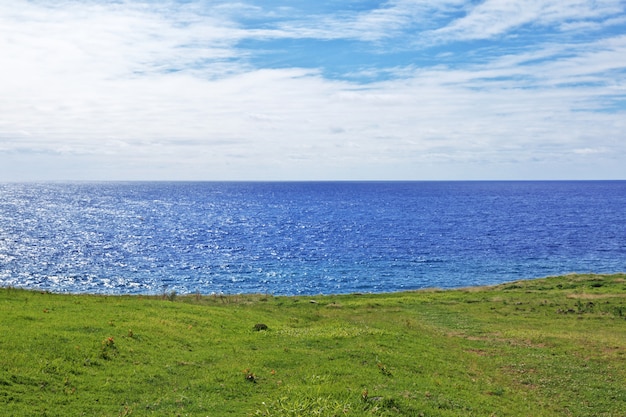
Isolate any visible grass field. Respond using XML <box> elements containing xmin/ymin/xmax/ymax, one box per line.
<box><xmin>1</xmin><ymin>273</ymin><xmax>625</xmax><ymax>416</ymax></box>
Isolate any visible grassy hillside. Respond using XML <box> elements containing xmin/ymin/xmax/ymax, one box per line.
<box><xmin>1</xmin><ymin>274</ymin><xmax>625</xmax><ymax>416</ymax></box>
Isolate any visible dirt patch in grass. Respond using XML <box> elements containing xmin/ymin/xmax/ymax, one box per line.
<box><xmin>566</xmin><ymin>293</ymin><xmax>626</xmax><ymax>299</ymax></box>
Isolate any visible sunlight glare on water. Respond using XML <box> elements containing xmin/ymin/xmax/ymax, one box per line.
<box><xmin>1</xmin><ymin>181</ymin><xmax>625</xmax><ymax>295</ymax></box>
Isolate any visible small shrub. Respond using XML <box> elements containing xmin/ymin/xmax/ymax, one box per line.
<box><xmin>243</xmin><ymin>369</ymin><xmax>257</xmax><ymax>383</ymax></box>
<box><xmin>101</xmin><ymin>336</ymin><xmax>117</xmax><ymax>360</ymax></box>
<box><xmin>377</xmin><ymin>362</ymin><xmax>392</xmax><ymax>377</ymax></box>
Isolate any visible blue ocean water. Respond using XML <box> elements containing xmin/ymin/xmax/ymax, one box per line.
<box><xmin>0</xmin><ymin>181</ymin><xmax>625</xmax><ymax>295</ymax></box>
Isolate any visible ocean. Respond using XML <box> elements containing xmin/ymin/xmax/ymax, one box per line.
<box><xmin>1</xmin><ymin>181</ymin><xmax>625</xmax><ymax>295</ymax></box>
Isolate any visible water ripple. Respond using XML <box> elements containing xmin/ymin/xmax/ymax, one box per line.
<box><xmin>1</xmin><ymin>181</ymin><xmax>625</xmax><ymax>295</ymax></box>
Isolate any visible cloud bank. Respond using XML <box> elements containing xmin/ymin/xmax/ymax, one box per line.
<box><xmin>1</xmin><ymin>0</ymin><xmax>624</xmax><ymax>180</ymax></box>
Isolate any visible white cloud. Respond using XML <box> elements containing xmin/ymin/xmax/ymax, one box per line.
<box><xmin>573</xmin><ymin>147</ymin><xmax>607</xmax><ymax>155</ymax></box>
<box><xmin>429</xmin><ymin>0</ymin><xmax>625</xmax><ymax>42</ymax></box>
<box><xmin>0</xmin><ymin>0</ymin><xmax>624</xmax><ymax>180</ymax></box>
<box><xmin>252</xmin><ymin>0</ymin><xmax>465</xmax><ymax>42</ymax></box>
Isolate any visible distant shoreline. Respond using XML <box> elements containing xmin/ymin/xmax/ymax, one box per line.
<box><xmin>3</xmin><ymin>272</ymin><xmax>625</xmax><ymax>297</ymax></box>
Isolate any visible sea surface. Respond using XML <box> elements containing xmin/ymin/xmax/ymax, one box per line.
<box><xmin>1</xmin><ymin>181</ymin><xmax>625</xmax><ymax>295</ymax></box>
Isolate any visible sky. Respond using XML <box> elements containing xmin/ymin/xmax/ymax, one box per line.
<box><xmin>1</xmin><ymin>0</ymin><xmax>625</xmax><ymax>181</ymax></box>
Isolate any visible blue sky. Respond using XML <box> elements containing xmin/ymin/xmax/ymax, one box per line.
<box><xmin>1</xmin><ymin>0</ymin><xmax>625</xmax><ymax>180</ymax></box>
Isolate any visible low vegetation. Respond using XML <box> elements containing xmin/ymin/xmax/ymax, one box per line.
<box><xmin>1</xmin><ymin>273</ymin><xmax>625</xmax><ymax>416</ymax></box>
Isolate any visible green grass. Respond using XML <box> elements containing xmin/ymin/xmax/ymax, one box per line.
<box><xmin>1</xmin><ymin>273</ymin><xmax>626</xmax><ymax>416</ymax></box>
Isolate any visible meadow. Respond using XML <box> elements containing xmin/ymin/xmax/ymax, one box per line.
<box><xmin>1</xmin><ymin>273</ymin><xmax>625</xmax><ymax>416</ymax></box>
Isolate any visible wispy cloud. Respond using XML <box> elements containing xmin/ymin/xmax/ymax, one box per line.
<box><xmin>428</xmin><ymin>0</ymin><xmax>625</xmax><ymax>42</ymax></box>
<box><xmin>0</xmin><ymin>0</ymin><xmax>624</xmax><ymax>180</ymax></box>
<box><xmin>238</xmin><ymin>0</ymin><xmax>467</xmax><ymax>43</ymax></box>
